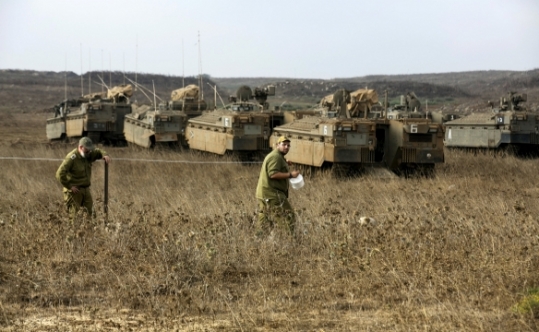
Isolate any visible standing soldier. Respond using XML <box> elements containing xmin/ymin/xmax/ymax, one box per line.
<box><xmin>56</xmin><ymin>137</ymin><xmax>111</xmax><ymax>220</ymax></box>
<box><xmin>256</xmin><ymin>136</ymin><xmax>300</xmax><ymax>235</ymax></box>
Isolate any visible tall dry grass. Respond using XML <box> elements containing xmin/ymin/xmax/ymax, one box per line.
<box><xmin>1</xmin><ymin>141</ymin><xmax>539</xmax><ymax>331</ymax></box>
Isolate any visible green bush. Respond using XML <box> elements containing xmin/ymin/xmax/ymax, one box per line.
<box><xmin>512</xmin><ymin>288</ymin><xmax>539</xmax><ymax>317</ymax></box>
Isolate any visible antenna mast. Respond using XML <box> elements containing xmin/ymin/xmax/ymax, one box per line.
<box><xmin>182</xmin><ymin>38</ymin><xmax>185</xmax><ymax>88</ymax></box>
<box><xmin>123</xmin><ymin>52</ymin><xmax>125</xmax><ymax>85</ymax></box>
<box><xmin>198</xmin><ymin>31</ymin><xmax>204</xmax><ymax>101</ymax></box>
<box><xmin>88</xmin><ymin>49</ymin><xmax>91</xmax><ymax>95</ymax></box>
<box><xmin>101</xmin><ymin>49</ymin><xmax>104</xmax><ymax>95</ymax></box>
<box><xmin>152</xmin><ymin>80</ymin><xmax>157</xmax><ymax>112</ymax></box>
<box><xmin>198</xmin><ymin>31</ymin><xmax>203</xmax><ymax>111</ymax></box>
<box><xmin>64</xmin><ymin>53</ymin><xmax>67</xmax><ymax>102</ymax></box>
<box><xmin>182</xmin><ymin>38</ymin><xmax>185</xmax><ymax>111</ymax></box>
<box><xmin>135</xmin><ymin>35</ymin><xmax>138</xmax><ymax>92</ymax></box>
<box><xmin>384</xmin><ymin>90</ymin><xmax>388</xmax><ymax>119</ymax></box>
<box><xmin>109</xmin><ymin>52</ymin><xmax>111</xmax><ymax>87</ymax></box>
<box><xmin>80</xmin><ymin>43</ymin><xmax>83</xmax><ymax>96</ymax></box>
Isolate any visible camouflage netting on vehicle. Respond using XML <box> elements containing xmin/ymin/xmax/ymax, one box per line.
<box><xmin>348</xmin><ymin>89</ymin><xmax>379</xmax><ymax>115</ymax></box>
<box><xmin>107</xmin><ymin>84</ymin><xmax>133</xmax><ymax>99</ymax></box>
<box><xmin>130</xmin><ymin>104</ymin><xmax>152</xmax><ymax>119</ymax></box>
<box><xmin>319</xmin><ymin>93</ymin><xmax>334</xmax><ymax>107</ymax></box>
<box><xmin>132</xmin><ymin>104</ymin><xmax>152</xmax><ymax>113</ymax></box>
<box><xmin>171</xmin><ymin>85</ymin><xmax>199</xmax><ymax>101</ymax></box>
<box><xmin>83</xmin><ymin>92</ymin><xmax>106</xmax><ymax>100</ymax></box>
<box><xmin>349</xmin><ymin>89</ymin><xmax>378</xmax><ymax>107</ymax></box>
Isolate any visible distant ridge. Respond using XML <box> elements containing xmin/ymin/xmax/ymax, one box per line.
<box><xmin>1</xmin><ymin>69</ymin><xmax>538</xmax><ymax>113</ymax></box>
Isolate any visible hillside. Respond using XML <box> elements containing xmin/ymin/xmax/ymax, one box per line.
<box><xmin>213</xmin><ymin>69</ymin><xmax>539</xmax><ymax>107</ymax></box>
<box><xmin>0</xmin><ymin>70</ymin><xmax>224</xmax><ymax>113</ymax></box>
<box><xmin>1</xmin><ymin>69</ymin><xmax>538</xmax><ymax>114</ymax></box>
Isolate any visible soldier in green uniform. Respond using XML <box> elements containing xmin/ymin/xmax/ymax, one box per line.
<box><xmin>256</xmin><ymin>136</ymin><xmax>300</xmax><ymax>234</ymax></box>
<box><xmin>56</xmin><ymin>137</ymin><xmax>111</xmax><ymax>220</ymax></box>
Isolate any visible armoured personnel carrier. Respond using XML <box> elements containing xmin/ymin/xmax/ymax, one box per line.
<box><xmin>271</xmin><ymin>90</ymin><xmax>444</xmax><ymax>175</ymax></box>
<box><xmin>46</xmin><ymin>97</ymin><xmax>87</xmax><ymax>140</ymax></box>
<box><xmin>444</xmin><ymin>92</ymin><xmax>538</xmax><ymax>154</ymax></box>
<box><xmin>123</xmin><ymin>85</ymin><xmax>206</xmax><ymax>148</ymax></box>
<box><xmin>270</xmin><ymin>88</ymin><xmax>382</xmax><ymax>175</ymax></box>
<box><xmin>384</xmin><ymin>92</ymin><xmax>445</xmax><ymax>174</ymax></box>
<box><xmin>46</xmin><ymin>84</ymin><xmax>133</xmax><ymax>144</ymax></box>
<box><xmin>185</xmin><ymin>85</ymin><xmax>313</xmax><ymax>158</ymax></box>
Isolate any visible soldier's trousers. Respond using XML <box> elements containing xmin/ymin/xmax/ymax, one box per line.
<box><xmin>63</xmin><ymin>187</ymin><xmax>93</xmax><ymax>221</ymax></box>
<box><xmin>257</xmin><ymin>198</ymin><xmax>295</xmax><ymax>234</ymax></box>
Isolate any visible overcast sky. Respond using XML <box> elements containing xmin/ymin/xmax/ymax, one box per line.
<box><xmin>1</xmin><ymin>0</ymin><xmax>538</xmax><ymax>79</ymax></box>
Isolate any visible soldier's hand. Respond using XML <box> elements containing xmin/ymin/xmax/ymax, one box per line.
<box><xmin>103</xmin><ymin>155</ymin><xmax>111</xmax><ymax>164</ymax></box>
<box><xmin>291</xmin><ymin>170</ymin><xmax>300</xmax><ymax>178</ymax></box>
<box><xmin>71</xmin><ymin>186</ymin><xmax>79</xmax><ymax>194</ymax></box>
<box><xmin>286</xmin><ymin>160</ymin><xmax>293</xmax><ymax>166</ymax></box>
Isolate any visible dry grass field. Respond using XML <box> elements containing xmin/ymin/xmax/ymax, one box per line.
<box><xmin>1</xmin><ymin>112</ymin><xmax>539</xmax><ymax>331</ymax></box>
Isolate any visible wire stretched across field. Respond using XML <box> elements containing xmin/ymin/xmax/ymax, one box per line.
<box><xmin>0</xmin><ymin>156</ymin><xmax>262</xmax><ymax>164</ymax></box>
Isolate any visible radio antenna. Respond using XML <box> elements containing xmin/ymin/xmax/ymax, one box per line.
<box><xmin>109</xmin><ymin>52</ymin><xmax>112</xmax><ymax>87</ymax></box>
<box><xmin>197</xmin><ymin>31</ymin><xmax>203</xmax><ymax>110</ymax></box>
<box><xmin>135</xmin><ymin>34</ymin><xmax>138</xmax><ymax>93</ymax></box>
<box><xmin>152</xmin><ymin>80</ymin><xmax>157</xmax><ymax>112</ymax></box>
<box><xmin>123</xmin><ymin>52</ymin><xmax>125</xmax><ymax>85</ymax></box>
<box><xmin>88</xmin><ymin>48</ymin><xmax>91</xmax><ymax>95</ymax></box>
<box><xmin>124</xmin><ymin>75</ymin><xmax>164</xmax><ymax>104</ymax></box>
<box><xmin>182</xmin><ymin>38</ymin><xmax>185</xmax><ymax>89</ymax></box>
<box><xmin>80</xmin><ymin>43</ymin><xmax>83</xmax><ymax>96</ymax></box>
<box><xmin>64</xmin><ymin>53</ymin><xmax>67</xmax><ymax>102</ymax></box>
<box><xmin>101</xmin><ymin>49</ymin><xmax>104</xmax><ymax>95</ymax></box>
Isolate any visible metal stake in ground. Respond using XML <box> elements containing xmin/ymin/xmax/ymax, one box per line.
<box><xmin>104</xmin><ymin>161</ymin><xmax>109</xmax><ymax>218</ymax></box>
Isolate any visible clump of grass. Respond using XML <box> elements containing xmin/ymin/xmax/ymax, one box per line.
<box><xmin>3</xmin><ymin>130</ymin><xmax>539</xmax><ymax>330</ymax></box>
<box><xmin>512</xmin><ymin>288</ymin><xmax>539</xmax><ymax>317</ymax></box>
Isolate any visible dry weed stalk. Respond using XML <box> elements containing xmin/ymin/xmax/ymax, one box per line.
<box><xmin>0</xmin><ymin>142</ymin><xmax>539</xmax><ymax>330</ymax></box>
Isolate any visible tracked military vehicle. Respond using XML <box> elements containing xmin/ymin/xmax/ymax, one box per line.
<box><xmin>444</xmin><ymin>92</ymin><xmax>538</xmax><ymax>154</ymax></box>
<box><xmin>46</xmin><ymin>84</ymin><xmax>133</xmax><ymax>144</ymax></box>
<box><xmin>185</xmin><ymin>85</ymin><xmax>312</xmax><ymax>159</ymax></box>
<box><xmin>123</xmin><ymin>85</ymin><xmax>206</xmax><ymax>148</ymax></box>
<box><xmin>271</xmin><ymin>90</ymin><xmax>444</xmax><ymax>175</ymax></box>
<box><xmin>270</xmin><ymin>89</ymin><xmax>381</xmax><ymax>175</ymax></box>
<box><xmin>46</xmin><ymin>97</ymin><xmax>88</xmax><ymax>140</ymax></box>
<box><xmin>384</xmin><ymin>92</ymin><xmax>445</xmax><ymax>173</ymax></box>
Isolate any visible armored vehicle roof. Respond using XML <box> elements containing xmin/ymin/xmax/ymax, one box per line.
<box><xmin>276</xmin><ymin>115</ymin><xmax>373</xmax><ymax>134</ymax></box>
<box><xmin>188</xmin><ymin>109</ymin><xmax>229</xmax><ymax>125</ymax></box>
<box><xmin>445</xmin><ymin>112</ymin><xmax>498</xmax><ymax>125</ymax></box>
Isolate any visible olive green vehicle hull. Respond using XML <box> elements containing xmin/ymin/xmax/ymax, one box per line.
<box><xmin>186</xmin><ymin>110</ymin><xmax>275</xmax><ymax>155</ymax></box>
<box><xmin>46</xmin><ymin>117</ymin><xmax>66</xmax><ymax>140</ymax></box>
<box><xmin>271</xmin><ymin>116</ymin><xmax>444</xmax><ymax>173</ymax></box>
<box><xmin>271</xmin><ymin>117</ymin><xmax>377</xmax><ymax>167</ymax></box>
<box><xmin>444</xmin><ymin>112</ymin><xmax>539</xmax><ymax>149</ymax></box>
<box><xmin>46</xmin><ymin>102</ymin><xmax>132</xmax><ymax>144</ymax></box>
<box><xmin>186</xmin><ymin>129</ymin><xmax>270</xmax><ymax>155</ymax></box>
<box><xmin>185</xmin><ymin>104</ymin><xmax>317</xmax><ymax>156</ymax></box>
<box><xmin>46</xmin><ymin>99</ymin><xmax>87</xmax><ymax>141</ymax></box>
<box><xmin>385</xmin><ymin>119</ymin><xmax>445</xmax><ymax>171</ymax></box>
<box><xmin>124</xmin><ymin>112</ymin><xmax>189</xmax><ymax>148</ymax></box>
<box><xmin>63</xmin><ymin>102</ymin><xmax>132</xmax><ymax>144</ymax></box>
<box><xmin>122</xmin><ymin>98</ymin><xmax>206</xmax><ymax>148</ymax></box>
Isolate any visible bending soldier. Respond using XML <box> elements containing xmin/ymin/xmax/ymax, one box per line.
<box><xmin>56</xmin><ymin>137</ymin><xmax>111</xmax><ymax>221</ymax></box>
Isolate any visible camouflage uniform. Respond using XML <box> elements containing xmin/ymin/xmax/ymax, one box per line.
<box><xmin>56</xmin><ymin>147</ymin><xmax>107</xmax><ymax>220</ymax></box>
<box><xmin>256</xmin><ymin>148</ymin><xmax>295</xmax><ymax>234</ymax></box>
